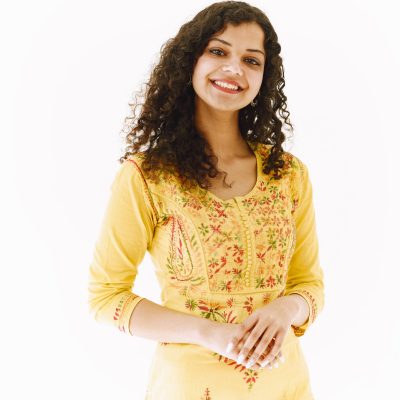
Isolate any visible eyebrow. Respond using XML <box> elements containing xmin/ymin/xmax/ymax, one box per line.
<box><xmin>208</xmin><ymin>37</ymin><xmax>265</xmax><ymax>57</ymax></box>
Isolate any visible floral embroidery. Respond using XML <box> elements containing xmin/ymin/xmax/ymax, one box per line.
<box><xmin>165</xmin><ymin>213</ymin><xmax>195</xmax><ymax>281</ymax></box>
<box><xmin>213</xmin><ymin>351</ymin><xmax>262</xmax><ymax>391</ymax></box>
<box><xmin>130</xmin><ymin>144</ymin><xmax>305</xmax><ymax>294</ymax></box>
<box><xmin>114</xmin><ymin>293</ymin><xmax>138</xmax><ymax>333</ymax></box>
<box><xmin>243</xmin><ymin>369</ymin><xmax>260</xmax><ymax>391</ymax></box>
<box><xmin>158</xmin><ymin>210</ymin><xmax>206</xmax><ymax>294</ymax></box>
<box><xmin>200</xmin><ymin>388</ymin><xmax>212</xmax><ymax>400</ymax></box>
<box><xmin>243</xmin><ymin>296</ymin><xmax>254</xmax><ymax>314</ymax></box>
<box><xmin>128</xmin><ymin>142</ymin><xmax>320</xmax><ymax>392</ymax></box>
<box><xmin>198</xmin><ymin>298</ymin><xmax>227</xmax><ymax>321</ymax></box>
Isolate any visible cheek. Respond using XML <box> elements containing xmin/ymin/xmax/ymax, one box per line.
<box><xmin>192</xmin><ymin>70</ymin><xmax>213</xmax><ymax>96</ymax></box>
<box><xmin>192</xmin><ymin>56</ymin><xmax>219</xmax><ymax>82</ymax></box>
<box><xmin>250</xmin><ymin>71</ymin><xmax>264</xmax><ymax>90</ymax></box>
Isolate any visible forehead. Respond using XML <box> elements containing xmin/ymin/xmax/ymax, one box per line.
<box><xmin>209</xmin><ymin>22</ymin><xmax>265</xmax><ymax>48</ymax></box>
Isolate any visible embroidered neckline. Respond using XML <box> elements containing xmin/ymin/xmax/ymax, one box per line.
<box><xmin>200</xmin><ymin>141</ymin><xmax>263</xmax><ymax>203</ymax></box>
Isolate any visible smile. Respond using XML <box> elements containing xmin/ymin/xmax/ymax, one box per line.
<box><xmin>210</xmin><ymin>80</ymin><xmax>243</xmax><ymax>94</ymax></box>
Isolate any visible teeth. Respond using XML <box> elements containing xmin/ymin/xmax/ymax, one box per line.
<box><xmin>213</xmin><ymin>80</ymin><xmax>240</xmax><ymax>90</ymax></box>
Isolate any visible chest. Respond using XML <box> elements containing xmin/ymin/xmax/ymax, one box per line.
<box><xmin>151</xmin><ymin>174</ymin><xmax>296</xmax><ymax>294</ymax></box>
<box><xmin>206</xmin><ymin>156</ymin><xmax>258</xmax><ymax>201</ymax></box>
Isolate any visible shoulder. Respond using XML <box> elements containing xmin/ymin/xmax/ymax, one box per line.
<box><xmin>114</xmin><ymin>152</ymin><xmax>160</xmax><ymax>189</ymax></box>
<box><xmin>282</xmin><ymin>150</ymin><xmax>305</xmax><ymax>176</ymax></box>
<box><xmin>110</xmin><ymin>153</ymin><xmax>150</xmax><ymax>194</ymax></box>
<box><xmin>254</xmin><ymin>142</ymin><xmax>306</xmax><ymax>176</ymax></box>
<box><xmin>123</xmin><ymin>151</ymin><xmax>172</xmax><ymax>197</ymax></box>
<box><xmin>110</xmin><ymin>157</ymin><xmax>135</xmax><ymax>185</ymax></box>
<box><xmin>280</xmin><ymin>150</ymin><xmax>308</xmax><ymax>191</ymax></box>
<box><xmin>116</xmin><ymin>154</ymin><xmax>160</xmax><ymax>220</ymax></box>
<box><xmin>124</xmin><ymin>151</ymin><xmax>146</xmax><ymax>167</ymax></box>
<box><xmin>124</xmin><ymin>153</ymin><xmax>147</xmax><ymax>177</ymax></box>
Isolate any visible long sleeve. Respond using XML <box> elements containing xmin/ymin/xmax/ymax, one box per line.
<box><xmin>284</xmin><ymin>158</ymin><xmax>325</xmax><ymax>337</ymax></box>
<box><xmin>87</xmin><ymin>158</ymin><xmax>158</xmax><ymax>335</ymax></box>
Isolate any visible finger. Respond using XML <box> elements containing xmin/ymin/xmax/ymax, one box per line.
<box><xmin>264</xmin><ymin>350</ymin><xmax>284</xmax><ymax>369</ymax></box>
<box><xmin>236</xmin><ymin>335</ymin><xmax>283</xmax><ymax>370</ymax></box>
<box><xmin>246</xmin><ymin>326</ymin><xmax>277</xmax><ymax>368</ymax></box>
<box><xmin>233</xmin><ymin>331</ymin><xmax>258</xmax><ymax>365</ymax></box>
<box><xmin>259</xmin><ymin>343</ymin><xmax>276</xmax><ymax>367</ymax></box>
<box><xmin>237</xmin><ymin>323</ymin><xmax>266</xmax><ymax>366</ymax></box>
<box><xmin>228</xmin><ymin>329</ymin><xmax>251</xmax><ymax>359</ymax></box>
<box><xmin>251</xmin><ymin>350</ymin><xmax>283</xmax><ymax>371</ymax></box>
<box><xmin>246</xmin><ymin>329</ymin><xmax>278</xmax><ymax>369</ymax></box>
<box><xmin>239</xmin><ymin>336</ymin><xmax>265</xmax><ymax>370</ymax></box>
<box><xmin>249</xmin><ymin>339</ymin><xmax>275</xmax><ymax>370</ymax></box>
<box><xmin>260</xmin><ymin>332</ymin><xmax>284</xmax><ymax>367</ymax></box>
<box><xmin>245</xmin><ymin>329</ymin><xmax>277</xmax><ymax>369</ymax></box>
<box><xmin>227</xmin><ymin>319</ymin><xmax>258</xmax><ymax>355</ymax></box>
<box><xmin>238</xmin><ymin>333</ymin><xmax>263</xmax><ymax>366</ymax></box>
<box><xmin>225</xmin><ymin>331</ymin><xmax>246</xmax><ymax>364</ymax></box>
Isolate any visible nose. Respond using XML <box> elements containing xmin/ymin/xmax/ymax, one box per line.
<box><xmin>222</xmin><ymin>61</ymin><xmax>243</xmax><ymax>76</ymax></box>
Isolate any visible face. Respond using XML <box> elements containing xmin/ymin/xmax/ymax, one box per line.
<box><xmin>192</xmin><ymin>22</ymin><xmax>265</xmax><ymax>112</ymax></box>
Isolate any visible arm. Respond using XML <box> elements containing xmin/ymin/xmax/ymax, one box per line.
<box><xmin>283</xmin><ymin>158</ymin><xmax>325</xmax><ymax>336</ymax></box>
<box><xmin>282</xmin><ymin>293</ymin><xmax>310</xmax><ymax>328</ymax></box>
<box><xmin>87</xmin><ymin>158</ymin><xmax>214</xmax><ymax>344</ymax></box>
<box><xmin>87</xmin><ymin>159</ymin><xmax>157</xmax><ymax>335</ymax></box>
<box><xmin>129</xmin><ymin>297</ymin><xmax>211</xmax><ymax>345</ymax></box>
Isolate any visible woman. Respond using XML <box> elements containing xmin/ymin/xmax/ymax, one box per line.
<box><xmin>88</xmin><ymin>1</ymin><xmax>324</xmax><ymax>398</ymax></box>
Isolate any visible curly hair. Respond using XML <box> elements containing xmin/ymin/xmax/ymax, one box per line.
<box><xmin>119</xmin><ymin>0</ymin><xmax>294</xmax><ymax>190</ymax></box>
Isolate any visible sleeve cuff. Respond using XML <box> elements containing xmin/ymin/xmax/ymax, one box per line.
<box><xmin>288</xmin><ymin>290</ymin><xmax>315</xmax><ymax>337</ymax></box>
<box><xmin>118</xmin><ymin>294</ymin><xmax>146</xmax><ymax>336</ymax></box>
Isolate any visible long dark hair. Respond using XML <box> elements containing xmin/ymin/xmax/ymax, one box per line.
<box><xmin>119</xmin><ymin>1</ymin><xmax>294</xmax><ymax>190</ymax></box>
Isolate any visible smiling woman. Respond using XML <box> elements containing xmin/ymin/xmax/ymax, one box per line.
<box><xmin>192</xmin><ymin>22</ymin><xmax>265</xmax><ymax>113</ymax></box>
<box><xmin>88</xmin><ymin>1</ymin><xmax>324</xmax><ymax>399</ymax></box>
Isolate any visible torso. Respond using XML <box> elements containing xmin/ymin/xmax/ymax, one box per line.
<box><xmin>206</xmin><ymin>154</ymin><xmax>257</xmax><ymax>201</ymax></box>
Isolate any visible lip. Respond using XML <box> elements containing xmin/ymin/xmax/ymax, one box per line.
<box><xmin>210</xmin><ymin>79</ymin><xmax>244</xmax><ymax>94</ymax></box>
<box><xmin>211</xmin><ymin>79</ymin><xmax>243</xmax><ymax>89</ymax></box>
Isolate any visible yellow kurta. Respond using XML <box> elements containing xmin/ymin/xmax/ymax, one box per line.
<box><xmin>88</xmin><ymin>141</ymin><xmax>324</xmax><ymax>399</ymax></box>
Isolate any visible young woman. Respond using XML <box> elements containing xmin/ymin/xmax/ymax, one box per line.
<box><xmin>88</xmin><ymin>1</ymin><xmax>325</xmax><ymax>398</ymax></box>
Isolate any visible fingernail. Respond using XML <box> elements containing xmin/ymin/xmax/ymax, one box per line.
<box><xmin>246</xmin><ymin>359</ymin><xmax>255</xmax><ymax>368</ymax></box>
<box><xmin>237</xmin><ymin>354</ymin><xmax>244</xmax><ymax>364</ymax></box>
<box><xmin>279</xmin><ymin>355</ymin><xmax>285</xmax><ymax>363</ymax></box>
<box><xmin>226</xmin><ymin>342</ymin><xmax>233</xmax><ymax>353</ymax></box>
<box><xmin>274</xmin><ymin>361</ymin><xmax>279</xmax><ymax>368</ymax></box>
<box><xmin>261</xmin><ymin>359</ymin><xmax>270</xmax><ymax>368</ymax></box>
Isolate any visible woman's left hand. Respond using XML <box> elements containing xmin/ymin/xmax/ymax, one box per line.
<box><xmin>225</xmin><ymin>296</ymin><xmax>299</xmax><ymax>369</ymax></box>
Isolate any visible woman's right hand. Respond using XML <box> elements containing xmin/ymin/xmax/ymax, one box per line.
<box><xmin>237</xmin><ymin>330</ymin><xmax>284</xmax><ymax>370</ymax></box>
<box><xmin>202</xmin><ymin>321</ymin><xmax>283</xmax><ymax>370</ymax></box>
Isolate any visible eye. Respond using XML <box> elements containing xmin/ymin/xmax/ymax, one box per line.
<box><xmin>208</xmin><ymin>48</ymin><xmax>224</xmax><ymax>56</ymax></box>
<box><xmin>208</xmin><ymin>48</ymin><xmax>261</xmax><ymax>66</ymax></box>
<box><xmin>244</xmin><ymin>58</ymin><xmax>261</xmax><ymax>66</ymax></box>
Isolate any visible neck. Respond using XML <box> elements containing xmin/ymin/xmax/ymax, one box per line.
<box><xmin>194</xmin><ymin>96</ymin><xmax>252</xmax><ymax>161</ymax></box>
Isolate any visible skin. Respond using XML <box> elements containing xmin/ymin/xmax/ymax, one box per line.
<box><xmin>226</xmin><ymin>295</ymin><xmax>305</xmax><ymax>370</ymax></box>
<box><xmin>202</xmin><ymin>320</ymin><xmax>285</xmax><ymax>371</ymax></box>
<box><xmin>191</xmin><ymin>22</ymin><xmax>311</xmax><ymax>370</ymax></box>
<box><xmin>192</xmin><ymin>21</ymin><xmax>265</xmax><ymax>161</ymax></box>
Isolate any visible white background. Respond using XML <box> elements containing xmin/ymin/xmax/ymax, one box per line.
<box><xmin>1</xmin><ymin>0</ymin><xmax>399</xmax><ymax>398</ymax></box>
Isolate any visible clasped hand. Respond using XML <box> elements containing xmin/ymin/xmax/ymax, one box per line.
<box><xmin>225</xmin><ymin>296</ymin><xmax>299</xmax><ymax>370</ymax></box>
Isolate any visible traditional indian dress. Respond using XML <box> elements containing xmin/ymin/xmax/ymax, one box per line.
<box><xmin>88</xmin><ymin>141</ymin><xmax>324</xmax><ymax>399</ymax></box>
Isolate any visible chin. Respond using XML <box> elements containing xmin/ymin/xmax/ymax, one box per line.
<box><xmin>212</xmin><ymin>104</ymin><xmax>244</xmax><ymax>112</ymax></box>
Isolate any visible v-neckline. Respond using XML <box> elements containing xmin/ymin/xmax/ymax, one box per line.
<box><xmin>202</xmin><ymin>141</ymin><xmax>261</xmax><ymax>203</ymax></box>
